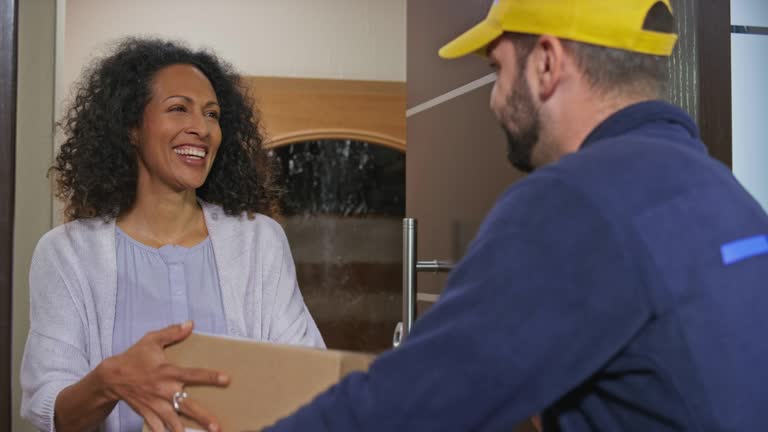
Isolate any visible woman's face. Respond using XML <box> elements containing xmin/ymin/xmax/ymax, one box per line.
<box><xmin>132</xmin><ymin>64</ymin><xmax>222</xmax><ymax>193</ymax></box>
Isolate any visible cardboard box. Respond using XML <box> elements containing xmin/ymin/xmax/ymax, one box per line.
<box><xmin>143</xmin><ymin>332</ymin><xmax>375</xmax><ymax>432</ymax></box>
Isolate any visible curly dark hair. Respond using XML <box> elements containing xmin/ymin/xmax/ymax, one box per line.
<box><xmin>54</xmin><ymin>37</ymin><xmax>278</xmax><ymax>220</ymax></box>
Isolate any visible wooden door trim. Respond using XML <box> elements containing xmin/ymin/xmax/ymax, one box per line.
<box><xmin>243</xmin><ymin>76</ymin><xmax>406</xmax><ymax>150</ymax></box>
<box><xmin>0</xmin><ymin>0</ymin><xmax>17</xmax><ymax>428</ymax></box>
<box><xmin>267</xmin><ymin>129</ymin><xmax>404</xmax><ymax>152</ymax></box>
<box><xmin>697</xmin><ymin>0</ymin><xmax>732</xmax><ymax>167</ymax></box>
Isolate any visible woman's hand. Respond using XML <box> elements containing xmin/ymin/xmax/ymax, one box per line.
<box><xmin>98</xmin><ymin>321</ymin><xmax>230</xmax><ymax>432</ymax></box>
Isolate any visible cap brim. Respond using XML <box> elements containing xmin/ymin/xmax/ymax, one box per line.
<box><xmin>438</xmin><ymin>19</ymin><xmax>503</xmax><ymax>59</ymax></box>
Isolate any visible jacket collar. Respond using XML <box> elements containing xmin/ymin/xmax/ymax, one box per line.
<box><xmin>581</xmin><ymin>100</ymin><xmax>700</xmax><ymax>150</ymax></box>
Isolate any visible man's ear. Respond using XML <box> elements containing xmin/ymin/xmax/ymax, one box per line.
<box><xmin>531</xmin><ymin>35</ymin><xmax>566</xmax><ymax>102</ymax></box>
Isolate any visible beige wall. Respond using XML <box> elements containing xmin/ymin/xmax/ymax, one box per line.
<box><xmin>61</xmin><ymin>0</ymin><xmax>405</xmax><ymax>96</ymax></box>
<box><xmin>13</xmin><ymin>1</ymin><xmax>56</xmax><ymax>431</ymax></box>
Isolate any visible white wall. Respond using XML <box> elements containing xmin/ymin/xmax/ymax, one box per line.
<box><xmin>731</xmin><ymin>0</ymin><xmax>768</xmax><ymax>211</ymax></box>
<box><xmin>14</xmin><ymin>1</ymin><xmax>56</xmax><ymax>431</ymax></box>
<box><xmin>61</xmin><ymin>0</ymin><xmax>406</xmax><ymax>96</ymax></box>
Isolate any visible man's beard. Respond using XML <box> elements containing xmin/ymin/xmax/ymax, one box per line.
<box><xmin>500</xmin><ymin>74</ymin><xmax>541</xmax><ymax>173</ymax></box>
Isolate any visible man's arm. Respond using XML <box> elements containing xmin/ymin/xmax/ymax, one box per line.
<box><xmin>267</xmin><ymin>176</ymin><xmax>651</xmax><ymax>431</ymax></box>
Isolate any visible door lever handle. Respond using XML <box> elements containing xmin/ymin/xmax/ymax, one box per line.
<box><xmin>394</xmin><ymin>218</ymin><xmax>454</xmax><ymax>348</ymax></box>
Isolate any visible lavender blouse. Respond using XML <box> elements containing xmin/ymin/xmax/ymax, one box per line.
<box><xmin>113</xmin><ymin>227</ymin><xmax>226</xmax><ymax>431</ymax></box>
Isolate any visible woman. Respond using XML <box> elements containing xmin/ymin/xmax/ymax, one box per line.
<box><xmin>20</xmin><ymin>38</ymin><xmax>324</xmax><ymax>432</ymax></box>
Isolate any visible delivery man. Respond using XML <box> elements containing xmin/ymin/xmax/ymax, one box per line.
<box><xmin>266</xmin><ymin>0</ymin><xmax>768</xmax><ymax>430</ymax></box>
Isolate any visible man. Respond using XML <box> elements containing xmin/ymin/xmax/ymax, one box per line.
<box><xmin>267</xmin><ymin>0</ymin><xmax>768</xmax><ymax>430</ymax></box>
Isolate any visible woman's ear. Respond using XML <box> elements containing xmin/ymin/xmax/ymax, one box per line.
<box><xmin>129</xmin><ymin>129</ymin><xmax>139</xmax><ymax>147</ymax></box>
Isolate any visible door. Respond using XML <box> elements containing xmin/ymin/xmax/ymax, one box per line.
<box><xmin>406</xmin><ymin>0</ymin><xmax>524</xmax><ymax>315</ymax></box>
<box><xmin>249</xmin><ymin>76</ymin><xmax>407</xmax><ymax>354</ymax></box>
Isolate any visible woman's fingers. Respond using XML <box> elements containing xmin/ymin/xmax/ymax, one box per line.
<box><xmin>127</xmin><ymin>323</ymin><xmax>225</xmax><ymax>432</ymax></box>
<box><xmin>134</xmin><ymin>401</ymin><xmax>166</xmax><ymax>432</ymax></box>
<box><xmin>109</xmin><ymin>323</ymin><xmax>229</xmax><ymax>432</ymax></box>
<box><xmin>173</xmin><ymin>366</ymin><xmax>230</xmax><ymax>387</ymax></box>
<box><xmin>149</xmin><ymin>321</ymin><xmax>194</xmax><ymax>347</ymax></box>
<box><xmin>177</xmin><ymin>395</ymin><xmax>222</xmax><ymax>432</ymax></box>
<box><xmin>531</xmin><ymin>415</ymin><xmax>542</xmax><ymax>431</ymax></box>
<box><xmin>151</xmin><ymin>395</ymin><xmax>186</xmax><ymax>432</ymax></box>
<box><xmin>125</xmin><ymin>391</ymin><xmax>188</xmax><ymax>432</ymax></box>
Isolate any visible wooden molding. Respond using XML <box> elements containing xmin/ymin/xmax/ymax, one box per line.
<box><xmin>697</xmin><ymin>1</ymin><xmax>732</xmax><ymax>168</ymax></box>
<box><xmin>267</xmin><ymin>128</ymin><xmax>404</xmax><ymax>152</ymax></box>
<box><xmin>0</xmin><ymin>0</ymin><xmax>16</xmax><ymax>428</ymax></box>
<box><xmin>243</xmin><ymin>76</ymin><xmax>406</xmax><ymax>151</ymax></box>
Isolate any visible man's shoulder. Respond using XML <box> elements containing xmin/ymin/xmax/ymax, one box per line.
<box><xmin>481</xmin><ymin>170</ymin><xmax>604</xmax><ymax>241</ymax></box>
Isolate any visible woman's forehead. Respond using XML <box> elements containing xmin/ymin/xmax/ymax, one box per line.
<box><xmin>150</xmin><ymin>64</ymin><xmax>217</xmax><ymax>100</ymax></box>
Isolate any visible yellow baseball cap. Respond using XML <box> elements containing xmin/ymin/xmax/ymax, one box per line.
<box><xmin>439</xmin><ymin>0</ymin><xmax>678</xmax><ymax>59</ymax></box>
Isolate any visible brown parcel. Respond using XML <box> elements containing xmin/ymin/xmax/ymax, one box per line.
<box><xmin>141</xmin><ymin>332</ymin><xmax>375</xmax><ymax>432</ymax></box>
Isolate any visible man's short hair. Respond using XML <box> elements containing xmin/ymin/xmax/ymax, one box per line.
<box><xmin>509</xmin><ymin>2</ymin><xmax>676</xmax><ymax>97</ymax></box>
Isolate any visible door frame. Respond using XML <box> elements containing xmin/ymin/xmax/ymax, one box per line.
<box><xmin>697</xmin><ymin>0</ymin><xmax>732</xmax><ymax>167</ymax></box>
<box><xmin>0</xmin><ymin>0</ymin><xmax>18</xmax><ymax>429</ymax></box>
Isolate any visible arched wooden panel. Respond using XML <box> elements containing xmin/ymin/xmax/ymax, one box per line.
<box><xmin>242</xmin><ymin>76</ymin><xmax>406</xmax><ymax>152</ymax></box>
<box><xmin>267</xmin><ymin>129</ymin><xmax>404</xmax><ymax>153</ymax></box>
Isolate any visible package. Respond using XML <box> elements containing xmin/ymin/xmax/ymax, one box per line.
<box><xmin>142</xmin><ymin>332</ymin><xmax>375</xmax><ymax>431</ymax></box>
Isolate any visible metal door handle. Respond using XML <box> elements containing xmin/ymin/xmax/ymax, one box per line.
<box><xmin>394</xmin><ymin>218</ymin><xmax>454</xmax><ymax>347</ymax></box>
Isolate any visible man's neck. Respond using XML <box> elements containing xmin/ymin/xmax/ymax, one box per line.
<box><xmin>546</xmin><ymin>91</ymin><xmax>656</xmax><ymax>163</ymax></box>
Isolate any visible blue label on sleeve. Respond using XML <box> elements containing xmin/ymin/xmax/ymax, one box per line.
<box><xmin>721</xmin><ymin>235</ymin><xmax>768</xmax><ymax>265</ymax></box>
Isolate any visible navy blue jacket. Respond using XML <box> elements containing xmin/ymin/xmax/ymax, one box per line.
<box><xmin>267</xmin><ymin>101</ymin><xmax>768</xmax><ymax>431</ymax></box>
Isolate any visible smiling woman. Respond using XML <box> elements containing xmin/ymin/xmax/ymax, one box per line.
<box><xmin>20</xmin><ymin>38</ymin><xmax>324</xmax><ymax>432</ymax></box>
<box><xmin>130</xmin><ymin>64</ymin><xmax>224</xmax><ymax>225</ymax></box>
<box><xmin>54</xmin><ymin>38</ymin><xmax>277</xmax><ymax>221</ymax></box>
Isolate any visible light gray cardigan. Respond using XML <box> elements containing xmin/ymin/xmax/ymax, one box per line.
<box><xmin>20</xmin><ymin>202</ymin><xmax>325</xmax><ymax>432</ymax></box>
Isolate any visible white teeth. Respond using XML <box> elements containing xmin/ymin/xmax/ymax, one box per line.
<box><xmin>174</xmin><ymin>147</ymin><xmax>206</xmax><ymax>158</ymax></box>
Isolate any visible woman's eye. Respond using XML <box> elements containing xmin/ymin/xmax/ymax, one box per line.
<box><xmin>206</xmin><ymin>111</ymin><xmax>220</xmax><ymax>120</ymax></box>
<box><xmin>170</xmin><ymin>105</ymin><xmax>186</xmax><ymax>112</ymax></box>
